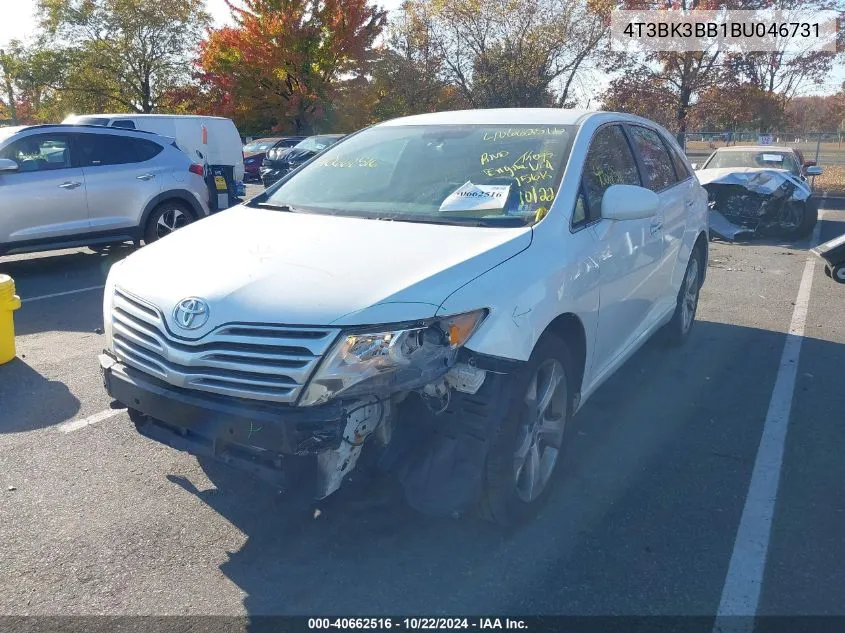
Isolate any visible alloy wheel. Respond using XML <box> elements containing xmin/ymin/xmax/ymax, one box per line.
<box><xmin>681</xmin><ymin>256</ymin><xmax>700</xmax><ymax>334</ymax></box>
<box><xmin>513</xmin><ymin>359</ymin><xmax>567</xmax><ymax>503</ymax></box>
<box><xmin>155</xmin><ymin>208</ymin><xmax>189</xmax><ymax>239</ymax></box>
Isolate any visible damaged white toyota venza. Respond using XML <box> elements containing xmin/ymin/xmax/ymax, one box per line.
<box><xmin>100</xmin><ymin>109</ymin><xmax>709</xmax><ymax>525</ymax></box>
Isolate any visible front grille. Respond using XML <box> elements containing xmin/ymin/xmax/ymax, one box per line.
<box><xmin>111</xmin><ymin>287</ymin><xmax>340</xmax><ymax>403</ymax></box>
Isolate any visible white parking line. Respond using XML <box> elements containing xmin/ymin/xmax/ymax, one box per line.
<box><xmin>22</xmin><ymin>285</ymin><xmax>105</xmax><ymax>303</ymax></box>
<box><xmin>714</xmin><ymin>209</ymin><xmax>824</xmax><ymax>630</ymax></box>
<box><xmin>58</xmin><ymin>408</ymin><xmax>124</xmax><ymax>433</ymax></box>
<box><xmin>21</xmin><ymin>285</ymin><xmax>105</xmax><ymax>303</ymax></box>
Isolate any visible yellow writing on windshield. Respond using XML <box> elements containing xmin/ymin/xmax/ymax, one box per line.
<box><xmin>483</xmin><ymin>127</ymin><xmax>567</xmax><ymax>142</ymax></box>
<box><xmin>318</xmin><ymin>157</ymin><xmax>378</xmax><ymax>168</ymax></box>
<box><xmin>483</xmin><ymin>150</ymin><xmax>555</xmax><ymax>185</ymax></box>
<box><xmin>521</xmin><ymin>187</ymin><xmax>556</xmax><ymax>204</ymax></box>
<box><xmin>480</xmin><ymin>150</ymin><xmax>509</xmax><ymax>166</ymax></box>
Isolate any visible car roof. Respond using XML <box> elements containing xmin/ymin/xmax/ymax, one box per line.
<box><xmin>373</xmin><ymin>108</ymin><xmax>646</xmax><ymax>128</ymax></box>
<box><xmin>713</xmin><ymin>145</ymin><xmax>797</xmax><ymax>153</ymax></box>
<box><xmin>69</xmin><ymin>113</ymin><xmax>231</xmax><ymax>121</ymax></box>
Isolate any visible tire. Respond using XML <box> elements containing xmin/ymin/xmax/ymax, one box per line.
<box><xmin>479</xmin><ymin>333</ymin><xmax>573</xmax><ymax>526</ymax></box>
<box><xmin>833</xmin><ymin>263</ymin><xmax>845</xmax><ymax>284</ymax></box>
<box><xmin>144</xmin><ymin>201</ymin><xmax>194</xmax><ymax>244</ymax></box>
<box><xmin>782</xmin><ymin>198</ymin><xmax>818</xmax><ymax>240</ymax></box>
<box><xmin>663</xmin><ymin>245</ymin><xmax>704</xmax><ymax>347</ymax></box>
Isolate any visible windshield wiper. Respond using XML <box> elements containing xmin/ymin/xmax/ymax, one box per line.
<box><xmin>254</xmin><ymin>202</ymin><xmax>298</xmax><ymax>212</ymax></box>
<box><xmin>375</xmin><ymin>216</ymin><xmax>524</xmax><ymax>227</ymax></box>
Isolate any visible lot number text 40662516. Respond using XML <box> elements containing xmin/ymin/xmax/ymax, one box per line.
<box><xmin>308</xmin><ymin>618</ymin><xmax>529</xmax><ymax>630</ymax></box>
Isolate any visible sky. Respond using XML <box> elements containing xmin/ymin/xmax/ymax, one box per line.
<box><xmin>0</xmin><ymin>0</ymin><xmax>840</xmax><ymax>102</ymax></box>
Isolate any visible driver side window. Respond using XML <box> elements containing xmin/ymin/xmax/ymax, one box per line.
<box><xmin>0</xmin><ymin>134</ymin><xmax>72</xmax><ymax>172</ymax></box>
<box><xmin>578</xmin><ymin>125</ymin><xmax>640</xmax><ymax>226</ymax></box>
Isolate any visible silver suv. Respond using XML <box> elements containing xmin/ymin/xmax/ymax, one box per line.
<box><xmin>0</xmin><ymin>125</ymin><xmax>210</xmax><ymax>256</ymax></box>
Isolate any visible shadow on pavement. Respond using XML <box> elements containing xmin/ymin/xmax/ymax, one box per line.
<box><xmin>0</xmin><ymin>244</ymin><xmax>134</xmax><ymax>280</ymax></box>
<box><xmin>162</xmin><ymin>319</ymin><xmax>845</xmax><ymax>619</ymax></box>
<box><xmin>13</xmin><ymin>289</ymin><xmax>105</xmax><ymax>336</ymax></box>
<box><xmin>0</xmin><ymin>358</ymin><xmax>80</xmax><ymax>433</ymax></box>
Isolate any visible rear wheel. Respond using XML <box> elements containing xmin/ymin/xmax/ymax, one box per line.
<box><xmin>144</xmin><ymin>201</ymin><xmax>193</xmax><ymax>244</ymax></box>
<box><xmin>479</xmin><ymin>334</ymin><xmax>572</xmax><ymax>526</ymax></box>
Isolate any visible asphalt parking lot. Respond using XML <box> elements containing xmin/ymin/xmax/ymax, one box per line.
<box><xmin>1</xmin><ymin>193</ymin><xmax>844</xmax><ymax>622</ymax></box>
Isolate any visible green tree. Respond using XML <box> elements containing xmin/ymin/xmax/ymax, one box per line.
<box><xmin>38</xmin><ymin>0</ymin><xmax>211</xmax><ymax>113</ymax></box>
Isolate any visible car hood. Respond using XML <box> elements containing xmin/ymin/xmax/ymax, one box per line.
<box><xmin>111</xmin><ymin>206</ymin><xmax>532</xmax><ymax>336</ymax></box>
<box><xmin>696</xmin><ymin>167</ymin><xmax>810</xmax><ymax>200</ymax></box>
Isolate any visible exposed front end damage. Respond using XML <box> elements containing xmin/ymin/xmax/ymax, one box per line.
<box><xmin>101</xmin><ymin>336</ymin><xmax>517</xmax><ymax>517</ymax></box>
<box><xmin>697</xmin><ymin>169</ymin><xmax>817</xmax><ymax>241</ymax></box>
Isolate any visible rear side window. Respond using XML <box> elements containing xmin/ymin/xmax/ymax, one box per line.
<box><xmin>75</xmin><ymin>133</ymin><xmax>142</xmax><ymax>166</ymax></box>
<box><xmin>628</xmin><ymin>125</ymin><xmax>678</xmax><ymax>191</ymax></box>
<box><xmin>111</xmin><ymin>120</ymin><xmax>136</xmax><ymax>130</ymax></box>
<box><xmin>579</xmin><ymin>124</ymin><xmax>640</xmax><ymax>224</ymax></box>
<box><xmin>132</xmin><ymin>138</ymin><xmax>163</xmax><ymax>162</ymax></box>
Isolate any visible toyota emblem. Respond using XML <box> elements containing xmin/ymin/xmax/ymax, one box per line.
<box><xmin>173</xmin><ymin>297</ymin><xmax>210</xmax><ymax>330</ymax></box>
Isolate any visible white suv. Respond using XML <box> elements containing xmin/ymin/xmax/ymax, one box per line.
<box><xmin>0</xmin><ymin>125</ymin><xmax>210</xmax><ymax>256</ymax></box>
<box><xmin>100</xmin><ymin>109</ymin><xmax>708</xmax><ymax>525</ymax></box>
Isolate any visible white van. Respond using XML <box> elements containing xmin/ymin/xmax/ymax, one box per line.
<box><xmin>62</xmin><ymin>114</ymin><xmax>245</xmax><ymax>183</ymax></box>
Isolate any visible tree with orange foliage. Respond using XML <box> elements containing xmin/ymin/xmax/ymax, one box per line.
<box><xmin>199</xmin><ymin>0</ymin><xmax>386</xmax><ymax>135</ymax></box>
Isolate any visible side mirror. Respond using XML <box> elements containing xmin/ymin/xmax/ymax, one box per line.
<box><xmin>0</xmin><ymin>158</ymin><xmax>19</xmax><ymax>173</ymax></box>
<box><xmin>601</xmin><ymin>184</ymin><xmax>659</xmax><ymax>221</ymax></box>
<box><xmin>805</xmin><ymin>165</ymin><xmax>823</xmax><ymax>176</ymax></box>
<box><xmin>690</xmin><ymin>162</ymin><xmax>699</xmax><ymax>170</ymax></box>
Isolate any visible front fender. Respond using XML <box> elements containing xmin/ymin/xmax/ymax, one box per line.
<box><xmin>437</xmin><ymin>224</ymin><xmax>601</xmax><ymax>365</ymax></box>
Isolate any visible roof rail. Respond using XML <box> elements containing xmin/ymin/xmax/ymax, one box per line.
<box><xmin>12</xmin><ymin>123</ymin><xmax>160</xmax><ymax>136</ymax></box>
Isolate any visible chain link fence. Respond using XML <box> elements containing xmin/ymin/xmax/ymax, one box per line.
<box><xmin>683</xmin><ymin>131</ymin><xmax>845</xmax><ymax>194</ymax></box>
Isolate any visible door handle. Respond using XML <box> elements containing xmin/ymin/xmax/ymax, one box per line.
<box><xmin>686</xmin><ymin>199</ymin><xmax>696</xmax><ymax>207</ymax></box>
<box><xmin>58</xmin><ymin>181</ymin><xmax>81</xmax><ymax>190</ymax></box>
<box><xmin>136</xmin><ymin>174</ymin><xmax>155</xmax><ymax>181</ymax></box>
<box><xmin>650</xmin><ymin>220</ymin><xmax>663</xmax><ymax>235</ymax></box>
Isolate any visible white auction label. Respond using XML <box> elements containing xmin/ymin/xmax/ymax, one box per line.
<box><xmin>439</xmin><ymin>181</ymin><xmax>511</xmax><ymax>213</ymax></box>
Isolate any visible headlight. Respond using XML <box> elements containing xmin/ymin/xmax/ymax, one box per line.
<box><xmin>298</xmin><ymin>309</ymin><xmax>488</xmax><ymax>406</ymax></box>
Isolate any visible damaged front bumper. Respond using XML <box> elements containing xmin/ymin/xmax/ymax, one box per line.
<box><xmin>100</xmin><ymin>350</ymin><xmax>515</xmax><ymax>515</ymax></box>
<box><xmin>698</xmin><ymin>169</ymin><xmax>814</xmax><ymax>241</ymax></box>
<box><xmin>100</xmin><ymin>353</ymin><xmax>355</xmax><ymax>493</ymax></box>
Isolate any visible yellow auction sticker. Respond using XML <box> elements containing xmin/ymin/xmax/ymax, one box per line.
<box><xmin>214</xmin><ymin>176</ymin><xmax>227</xmax><ymax>191</ymax></box>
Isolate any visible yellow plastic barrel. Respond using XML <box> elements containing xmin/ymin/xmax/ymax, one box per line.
<box><xmin>0</xmin><ymin>274</ymin><xmax>22</xmax><ymax>365</ymax></box>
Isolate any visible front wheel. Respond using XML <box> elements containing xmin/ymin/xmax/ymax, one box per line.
<box><xmin>833</xmin><ymin>263</ymin><xmax>845</xmax><ymax>284</ymax></box>
<box><xmin>779</xmin><ymin>198</ymin><xmax>818</xmax><ymax>240</ymax></box>
<box><xmin>663</xmin><ymin>246</ymin><xmax>703</xmax><ymax>346</ymax></box>
<box><xmin>144</xmin><ymin>202</ymin><xmax>193</xmax><ymax>244</ymax></box>
<box><xmin>479</xmin><ymin>334</ymin><xmax>572</xmax><ymax>526</ymax></box>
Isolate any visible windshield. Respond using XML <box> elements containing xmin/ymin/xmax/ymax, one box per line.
<box><xmin>294</xmin><ymin>136</ymin><xmax>342</xmax><ymax>152</ymax></box>
<box><xmin>256</xmin><ymin>124</ymin><xmax>575</xmax><ymax>227</ymax></box>
<box><xmin>244</xmin><ymin>139</ymin><xmax>278</xmax><ymax>153</ymax></box>
<box><xmin>705</xmin><ymin>150</ymin><xmax>801</xmax><ymax>175</ymax></box>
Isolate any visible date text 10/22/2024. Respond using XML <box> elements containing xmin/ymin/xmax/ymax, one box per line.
<box><xmin>308</xmin><ymin>618</ymin><xmax>529</xmax><ymax>630</ymax></box>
